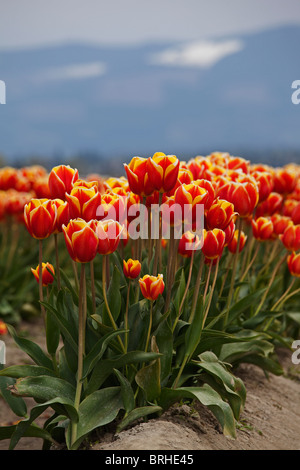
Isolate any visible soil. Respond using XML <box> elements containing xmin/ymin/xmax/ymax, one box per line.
<box><xmin>0</xmin><ymin>319</ymin><xmax>300</xmax><ymax>451</ymax></box>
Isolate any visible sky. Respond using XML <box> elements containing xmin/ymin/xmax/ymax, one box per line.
<box><xmin>1</xmin><ymin>0</ymin><xmax>300</xmax><ymax>50</ymax></box>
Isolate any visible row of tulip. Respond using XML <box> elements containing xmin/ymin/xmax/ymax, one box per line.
<box><xmin>0</xmin><ymin>152</ymin><xmax>299</xmax><ymax>450</ymax></box>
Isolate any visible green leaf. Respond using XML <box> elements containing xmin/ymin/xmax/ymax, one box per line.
<box><xmin>159</xmin><ymin>384</ymin><xmax>236</xmax><ymax>438</ymax></box>
<box><xmin>40</xmin><ymin>300</ymin><xmax>77</xmax><ymax>353</ymax></box>
<box><xmin>46</xmin><ymin>309</ymin><xmax>60</xmax><ymax>355</ymax></box>
<box><xmin>113</xmin><ymin>369</ymin><xmax>135</xmax><ymax>414</ymax></box>
<box><xmin>116</xmin><ymin>406</ymin><xmax>162</xmax><ymax>433</ymax></box>
<box><xmin>67</xmin><ymin>387</ymin><xmax>123</xmax><ymax>450</ymax></box>
<box><xmin>184</xmin><ymin>294</ymin><xmax>206</xmax><ymax>359</ymax></box>
<box><xmin>6</xmin><ymin>325</ymin><xmax>53</xmax><ymax>370</ymax></box>
<box><xmin>86</xmin><ymin>351</ymin><xmax>161</xmax><ymax>395</ymax></box>
<box><xmin>0</xmin><ymin>364</ymin><xmax>57</xmax><ymax>379</ymax></box>
<box><xmin>0</xmin><ymin>424</ymin><xmax>54</xmax><ymax>444</ymax></box>
<box><xmin>0</xmin><ymin>376</ymin><xmax>27</xmax><ymax>417</ymax></box>
<box><xmin>103</xmin><ymin>265</ymin><xmax>121</xmax><ymax>325</ymax></box>
<box><xmin>82</xmin><ymin>329</ymin><xmax>127</xmax><ymax>379</ymax></box>
<box><xmin>135</xmin><ymin>338</ymin><xmax>161</xmax><ymax>402</ymax></box>
<box><xmin>12</xmin><ymin>375</ymin><xmax>76</xmax><ymax>405</ymax></box>
<box><xmin>154</xmin><ymin>319</ymin><xmax>173</xmax><ymax>383</ymax></box>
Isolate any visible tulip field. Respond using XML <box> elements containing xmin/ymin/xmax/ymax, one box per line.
<box><xmin>0</xmin><ymin>152</ymin><xmax>300</xmax><ymax>450</ymax></box>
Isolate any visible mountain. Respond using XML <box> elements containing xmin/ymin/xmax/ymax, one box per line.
<box><xmin>0</xmin><ymin>25</ymin><xmax>300</xmax><ymax>167</ymax></box>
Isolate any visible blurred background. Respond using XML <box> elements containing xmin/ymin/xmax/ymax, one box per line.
<box><xmin>1</xmin><ymin>0</ymin><xmax>300</xmax><ymax>175</ymax></box>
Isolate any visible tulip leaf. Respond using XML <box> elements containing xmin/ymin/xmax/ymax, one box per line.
<box><xmin>103</xmin><ymin>265</ymin><xmax>122</xmax><ymax>325</ymax></box>
<box><xmin>6</xmin><ymin>325</ymin><xmax>53</xmax><ymax>370</ymax></box>
<box><xmin>46</xmin><ymin>310</ymin><xmax>60</xmax><ymax>356</ymax></box>
<box><xmin>154</xmin><ymin>319</ymin><xmax>173</xmax><ymax>383</ymax></box>
<box><xmin>113</xmin><ymin>369</ymin><xmax>135</xmax><ymax>414</ymax></box>
<box><xmin>40</xmin><ymin>300</ymin><xmax>77</xmax><ymax>353</ymax></box>
<box><xmin>116</xmin><ymin>405</ymin><xmax>163</xmax><ymax>433</ymax></box>
<box><xmin>12</xmin><ymin>375</ymin><xmax>76</xmax><ymax>404</ymax></box>
<box><xmin>67</xmin><ymin>386</ymin><xmax>124</xmax><ymax>450</ymax></box>
<box><xmin>86</xmin><ymin>351</ymin><xmax>161</xmax><ymax>395</ymax></box>
<box><xmin>0</xmin><ymin>376</ymin><xmax>27</xmax><ymax>418</ymax></box>
<box><xmin>135</xmin><ymin>337</ymin><xmax>161</xmax><ymax>402</ymax></box>
<box><xmin>82</xmin><ymin>329</ymin><xmax>127</xmax><ymax>379</ymax></box>
<box><xmin>0</xmin><ymin>424</ymin><xmax>54</xmax><ymax>445</ymax></box>
<box><xmin>158</xmin><ymin>383</ymin><xmax>236</xmax><ymax>439</ymax></box>
<box><xmin>0</xmin><ymin>364</ymin><xmax>57</xmax><ymax>378</ymax></box>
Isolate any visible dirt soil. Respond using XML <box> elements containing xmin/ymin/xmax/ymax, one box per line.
<box><xmin>0</xmin><ymin>320</ymin><xmax>300</xmax><ymax>451</ymax></box>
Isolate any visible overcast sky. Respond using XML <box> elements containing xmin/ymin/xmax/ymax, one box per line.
<box><xmin>1</xmin><ymin>0</ymin><xmax>300</xmax><ymax>50</ymax></box>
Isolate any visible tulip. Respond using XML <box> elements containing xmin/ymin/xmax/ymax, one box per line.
<box><xmin>287</xmin><ymin>252</ymin><xmax>300</xmax><ymax>277</ymax></box>
<box><xmin>0</xmin><ymin>167</ymin><xmax>19</xmax><ymax>190</ymax></box>
<box><xmin>251</xmin><ymin>170</ymin><xmax>274</xmax><ymax>202</ymax></box>
<box><xmin>227</xmin><ymin>156</ymin><xmax>250</xmax><ymax>174</ymax></box>
<box><xmin>224</xmin><ymin>219</ymin><xmax>236</xmax><ymax>246</ymax></box>
<box><xmin>139</xmin><ymin>274</ymin><xmax>165</xmax><ymax>301</ymax></box>
<box><xmin>124</xmin><ymin>156</ymin><xmax>155</xmax><ymax>197</ymax></box>
<box><xmin>280</xmin><ymin>223</ymin><xmax>300</xmax><ymax>251</ymax></box>
<box><xmin>31</xmin><ymin>262</ymin><xmax>55</xmax><ymax>287</ymax></box>
<box><xmin>271</xmin><ymin>214</ymin><xmax>293</xmax><ymax>236</ymax></box>
<box><xmin>98</xmin><ymin>192</ymin><xmax>126</xmax><ymax>224</ymax></box>
<box><xmin>273</xmin><ymin>168</ymin><xmax>297</xmax><ymax>194</ymax></box>
<box><xmin>216</xmin><ymin>180</ymin><xmax>259</xmax><ymax>218</ymax></box>
<box><xmin>51</xmin><ymin>199</ymin><xmax>70</xmax><ymax>233</ymax></box>
<box><xmin>206</xmin><ymin>198</ymin><xmax>236</xmax><ymax>230</ymax></box>
<box><xmin>282</xmin><ymin>198</ymin><xmax>299</xmax><ymax>217</ymax></box>
<box><xmin>96</xmin><ymin>219</ymin><xmax>124</xmax><ymax>255</ymax></box>
<box><xmin>24</xmin><ymin>198</ymin><xmax>57</xmax><ymax>239</ymax></box>
<box><xmin>123</xmin><ymin>258</ymin><xmax>142</xmax><ymax>279</ymax></box>
<box><xmin>228</xmin><ymin>230</ymin><xmax>247</xmax><ymax>253</ymax></box>
<box><xmin>104</xmin><ymin>176</ymin><xmax>130</xmax><ymax>193</ymax></box>
<box><xmin>201</xmin><ymin>228</ymin><xmax>225</xmax><ymax>259</ymax></box>
<box><xmin>174</xmin><ymin>183</ymin><xmax>209</xmax><ymax>222</ymax></box>
<box><xmin>251</xmin><ymin>217</ymin><xmax>274</xmax><ymax>241</ymax></box>
<box><xmin>66</xmin><ymin>184</ymin><xmax>101</xmax><ymax>222</ymax></box>
<box><xmin>0</xmin><ymin>320</ymin><xmax>7</xmax><ymax>335</ymax></box>
<box><xmin>147</xmin><ymin>152</ymin><xmax>180</xmax><ymax>193</ymax></box>
<box><xmin>187</xmin><ymin>157</ymin><xmax>210</xmax><ymax>180</ymax></box>
<box><xmin>165</xmin><ymin>167</ymin><xmax>193</xmax><ymax>197</ymax></box>
<box><xmin>255</xmin><ymin>192</ymin><xmax>283</xmax><ymax>218</ymax></box>
<box><xmin>178</xmin><ymin>231</ymin><xmax>202</xmax><ymax>258</ymax></box>
<box><xmin>62</xmin><ymin>218</ymin><xmax>99</xmax><ymax>263</ymax></box>
<box><xmin>292</xmin><ymin>202</ymin><xmax>300</xmax><ymax>225</ymax></box>
<box><xmin>48</xmin><ymin>165</ymin><xmax>79</xmax><ymax>200</ymax></box>
<box><xmin>33</xmin><ymin>177</ymin><xmax>51</xmax><ymax>199</ymax></box>
<box><xmin>194</xmin><ymin>179</ymin><xmax>215</xmax><ymax>209</ymax></box>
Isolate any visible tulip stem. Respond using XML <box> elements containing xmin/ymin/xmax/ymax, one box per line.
<box><xmin>164</xmin><ymin>225</ymin><xmax>175</xmax><ymax>314</ymax></box>
<box><xmin>145</xmin><ymin>300</ymin><xmax>153</xmax><ymax>352</ymax></box>
<box><xmin>153</xmin><ymin>193</ymin><xmax>163</xmax><ymax>275</ymax></box>
<box><xmin>124</xmin><ymin>280</ymin><xmax>131</xmax><ymax>353</ymax></box>
<box><xmin>102</xmin><ymin>255</ymin><xmax>126</xmax><ymax>353</ymax></box>
<box><xmin>202</xmin><ymin>258</ymin><xmax>219</xmax><ymax>329</ymax></box>
<box><xmin>203</xmin><ymin>260</ymin><xmax>213</xmax><ymax>305</ymax></box>
<box><xmin>253</xmin><ymin>254</ymin><xmax>287</xmax><ymax>317</ymax></box>
<box><xmin>270</xmin><ymin>278</ymin><xmax>296</xmax><ymax>313</ymax></box>
<box><xmin>223</xmin><ymin>217</ymin><xmax>242</xmax><ymax>329</ymax></box>
<box><xmin>71</xmin><ymin>259</ymin><xmax>79</xmax><ymax>292</ymax></box>
<box><xmin>54</xmin><ymin>233</ymin><xmax>61</xmax><ymax>290</ymax></box>
<box><xmin>90</xmin><ymin>260</ymin><xmax>96</xmax><ymax>315</ymax></box>
<box><xmin>189</xmin><ymin>254</ymin><xmax>205</xmax><ymax>324</ymax></box>
<box><xmin>38</xmin><ymin>240</ymin><xmax>46</xmax><ymax>326</ymax></box>
<box><xmin>172</xmin><ymin>250</ymin><xmax>195</xmax><ymax>333</ymax></box>
<box><xmin>71</xmin><ymin>262</ymin><xmax>86</xmax><ymax>448</ymax></box>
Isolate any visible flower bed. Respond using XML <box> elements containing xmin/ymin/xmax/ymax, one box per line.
<box><xmin>0</xmin><ymin>152</ymin><xmax>299</xmax><ymax>450</ymax></box>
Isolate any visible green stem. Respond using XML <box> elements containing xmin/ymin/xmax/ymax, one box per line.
<box><xmin>90</xmin><ymin>260</ymin><xmax>96</xmax><ymax>315</ymax></box>
<box><xmin>153</xmin><ymin>192</ymin><xmax>163</xmax><ymax>275</ymax></box>
<box><xmin>125</xmin><ymin>280</ymin><xmax>131</xmax><ymax>353</ymax></box>
<box><xmin>172</xmin><ymin>354</ymin><xmax>188</xmax><ymax>389</ymax></box>
<box><xmin>202</xmin><ymin>258</ymin><xmax>219</xmax><ymax>329</ymax></box>
<box><xmin>189</xmin><ymin>254</ymin><xmax>204</xmax><ymax>323</ymax></box>
<box><xmin>39</xmin><ymin>240</ymin><xmax>46</xmax><ymax>326</ymax></box>
<box><xmin>145</xmin><ymin>300</ymin><xmax>153</xmax><ymax>352</ymax></box>
<box><xmin>71</xmin><ymin>262</ymin><xmax>86</xmax><ymax>447</ymax></box>
<box><xmin>270</xmin><ymin>278</ymin><xmax>296</xmax><ymax>312</ymax></box>
<box><xmin>253</xmin><ymin>254</ymin><xmax>287</xmax><ymax>317</ymax></box>
<box><xmin>172</xmin><ymin>250</ymin><xmax>194</xmax><ymax>333</ymax></box>
<box><xmin>54</xmin><ymin>233</ymin><xmax>61</xmax><ymax>290</ymax></box>
<box><xmin>102</xmin><ymin>255</ymin><xmax>126</xmax><ymax>353</ymax></box>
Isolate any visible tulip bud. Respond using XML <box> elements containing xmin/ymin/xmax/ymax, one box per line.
<box><xmin>201</xmin><ymin>229</ymin><xmax>225</xmax><ymax>259</ymax></box>
<box><xmin>178</xmin><ymin>231</ymin><xmax>202</xmax><ymax>258</ymax></box>
<box><xmin>271</xmin><ymin>214</ymin><xmax>293</xmax><ymax>236</ymax></box>
<box><xmin>227</xmin><ymin>230</ymin><xmax>247</xmax><ymax>253</ymax></box>
<box><xmin>31</xmin><ymin>262</ymin><xmax>55</xmax><ymax>287</ymax></box>
<box><xmin>251</xmin><ymin>170</ymin><xmax>274</xmax><ymax>202</ymax></box>
<box><xmin>287</xmin><ymin>252</ymin><xmax>300</xmax><ymax>277</ymax></box>
<box><xmin>48</xmin><ymin>165</ymin><xmax>79</xmax><ymax>200</ymax></box>
<box><xmin>206</xmin><ymin>198</ymin><xmax>235</xmax><ymax>230</ymax></box>
<box><xmin>255</xmin><ymin>192</ymin><xmax>283</xmax><ymax>218</ymax></box>
<box><xmin>96</xmin><ymin>219</ymin><xmax>124</xmax><ymax>255</ymax></box>
<box><xmin>280</xmin><ymin>223</ymin><xmax>300</xmax><ymax>251</ymax></box>
<box><xmin>0</xmin><ymin>320</ymin><xmax>7</xmax><ymax>335</ymax></box>
<box><xmin>24</xmin><ymin>199</ymin><xmax>57</xmax><ymax>239</ymax></box>
<box><xmin>123</xmin><ymin>259</ymin><xmax>142</xmax><ymax>279</ymax></box>
<box><xmin>251</xmin><ymin>217</ymin><xmax>274</xmax><ymax>241</ymax></box>
<box><xmin>147</xmin><ymin>152</ymin><xmax>180</xmax><ymax>193</ymax></box>
<box><xmin>224</xmin><ymin>219</ymin><xmax>236</xmax><ymax>246</ymax></box>
<box><xmin>124</xmin><ymin>156</ymin><xmax>155</xmax><ymax>197</ymax></box>
<box><xmin>292</xmin><ymin>202</ymin><xmax>300</xmax><ymax>225</ymax></box>
<box><xmin>174</xmin><ymin>183</ymin><xmax>209</xmax><ymax>222</ymax></box>
<box><xmin>62</xmin><ymin>218</ymin><xmax>99</xmax><ymax>263</ymax></box>
<box><xmin>216</xmin><ymin>180</ymin><xmax>259</xmax><ymax>218</ymax></box>
<box><xmin>273</xmin><ymin>168</ymin><xmax>297</xmax><ymax>194</ymax></box>
<box><xmin>52</xmin><ymin>199</ymin><xmax>70</xmax><ymax>233</ymax></box>
<box><xmin>139</xmin><ymin>274</ymin><xmax>165</xmax><ymax>301</ymax></box>
<box><xmin>66</xmin><ymin>184</ymin><xmax>101</xmax><ymax>222</ymax></box>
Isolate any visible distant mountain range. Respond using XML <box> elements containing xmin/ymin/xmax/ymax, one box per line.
<box><xmin>0</xmin><ymin>25</ymin><xmax>300</xmax><ymax>170</ymax></box>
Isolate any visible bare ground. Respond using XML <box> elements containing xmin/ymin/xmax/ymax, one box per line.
<box><xmin>0</xmin><ymin>320</ymin><xmax>300</xmax><ymax>451</ymax></box>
